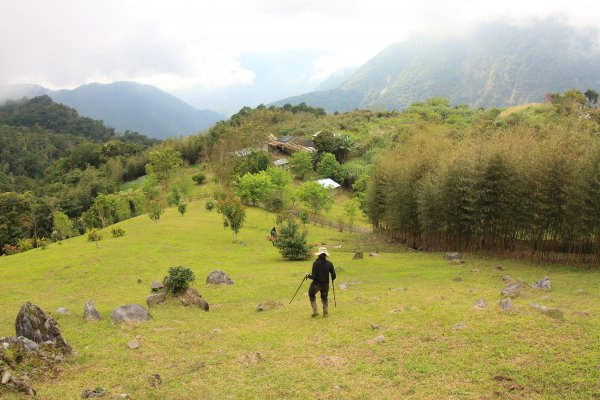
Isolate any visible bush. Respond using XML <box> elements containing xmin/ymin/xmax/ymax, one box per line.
<box><xmin>205</xmin><ymin>199</ymin><xmax>215</xmax><ymax>212</ymax></box>
<box><xmin>2</xmin><ymin>244</ymin><xmax>19</xmax><ymax>255</ymax></box>
<box><xmin>17</xmin><ymin>238</ymin><xmax>34</xmax><ymax>252</ymax></box>
<box><xmin>86</xmin><ymin>228</ymin><xmax>103</xmax><ymax>242</ymax></box>
<box><xmin>36</xmin><ymin>237</ymin><xmax>50</xmax><ymax>249</ymax></box>
<box><xmin>177</xmin><ymin>202</ymin><xmax>188</xmax><ymax>216</ymax></box>
<box><xmin>274</xmin><ymin>218</ymin><xmax>311</xmax><ymax>261</ymax></box>
<box><xmin>192</xmin><ymin>173</ymin><xmax>206</xmax><ymax>185</ymax></box>
<box><xmin>111</xmin><ymin>227</ymin><xmax>126</xmax><ymax>237</ymax></box>
<box><xmin>164</xmin><ymin>266</ymin><xmax>195</xmax><ymax>294</ymax></box>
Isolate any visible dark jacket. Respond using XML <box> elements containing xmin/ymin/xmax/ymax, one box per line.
<box><xmin>308</xmin><ymin>256</ymin><xmax>336</xmax><ymax>286</ymax></box>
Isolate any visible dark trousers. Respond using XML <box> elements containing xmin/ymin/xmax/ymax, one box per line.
<box><xmin>308</xmin><ymin>282</ymin><xmax>329</xmax><ymax>304</ymax></box>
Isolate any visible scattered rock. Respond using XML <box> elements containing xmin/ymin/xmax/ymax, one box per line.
<box><xmin>111</xmin><ymin>304</ymin><xmax>152</xmax><ymax>323</ymax></box>
<box><xmin>500</xmin><ymin>298</ymin><xmax>514</xmax><ymax>312</ymax></box>
<box><xmin>502</xmin><ymin>275</ymin><xmax>512</xmax><ymax>282</ymax></box>
<box><xmin>338</xmin><ymin>283</ymin><xmax>349</xmax><ymax>290</ymax></box>
<box><xmin>453</xmin><ymin>322</ymin><xmax>467</xmax><ymax>331</ymax></box>
<box><xmin>206</xmin><ymin>270</ymin><xmax>234</xmax><ymax>285</ymax></box>
<box><xmin>15</xmin><ymin>302</ymin><xmax>72</xmax><ymax>354</ymax></box>
<box><xmin>368</xmin><ymin>252</ymin><xmax>379</xmax><ymax>257</ymax></box>
<box><xmin>389</xmin><ymin>287</ymin><xmax>408</xmax><ymax>292</ymax></box>
<box><xmin>256</xmin><ymin>301</ymin><xmax>283</xmax><ymax>312</ymax></box>
<box><xmin>333</xmin><ymin>244</ymin><xmax>342</xmax><ymax>249</ymax></box>
<box><xmin>495</xmin><ymin>265</ymin><xmax>504</xmax><ymax>271</ymax></box>
<box><xmin>136</xmin><ymin>278</ymin><xmax>142</xmax><ymax>284</ymax></box>
<box><xmin>16</xmin><ymin>336</ymin><xmax>39</xmax><ymax>352</ymax></box>
<box><xmin>353</xmin><ymin>252</ymin><xmax>363</xmax><ymax>260</ymax></box>
<box><xmin>452</xmin><ymin>277</ymin><xmax>463</xmax><ymax>282</ymax></box>
<box><xmin>530</xmin><ymin>302</ymin><xmax>563</xmax><ymax>319</ymax></box>
<box><xmin>501</xmin><ymin>281</ymin><xmax>527</xmax><ymax>297</ymax></box>
<box><xmin>574</xmin><ymin>310</ymin><xmax>590</xmax><ymax>317</ymax></box>
<box><xmin>211</xmin><ymin>328</ymin><xmax>222</xmax><ymax>334</ymax></box>
<box><xmin>82</xmin><ymin>388</ymin><xmax>106</xmax><ymax>398</ymax></box>
<box><xmin>540</xmin><ymin>295</ymin><xmax>551</xmax><ymax>301</ymax></box>
<box><xmin>2</xmin><ymin>370</ymin><xmax>11</xmax><ymax>384</ymax></box>
<box><xmin>532</xmin><ymin>276</ymin><xmax>552</xmax><ymax>291</ymax></box>
<box><xmin>148</xmin><ymin>374</ymin><xmax>162</xmax><ymax>387</ymax></box>
<box><xmin>112</xmin><ymin>394</ymin><xmax>131</xmax><ymax>399</ymax></box>
<box><xmin>178</xmin><ymin>288</ymin><xmax>209</xmax><ymax>311</ymax></box>
<box><xmin>127</xmin><ymin>339</ymin><xmax>140</xmax><ymax>350</ymax></box>
<box><xmin>239</xmin><ymin>351</ymin><xmax>263</xmax><ymax>364</ymax></box>
<box><xmin>84</xmin><ymin>300</ymin><xmax>102</xmax><ymax>321</ymax></box>
<box><xmin>146</xmin><ymin>292</ymin><xmax>167</xmax><ymax>308</ymax></box>
<box><xmin>317</xmin><ymin>354</ymin><xmax>345</xmax><ymax>367</ymax></box>
<box><xmin>370</xmin><ymin>323</ymin><xmax>382</xmax><ymax>330</ymax></box>
<box><xmin>56</xmin><ymin>307</ymin><xmax>70</xmax><ymax>315</ymax></box>
<box><xmin>445</xmin><ymin>252</ymin><xmax>461</xmax><ymax>260</ymax></box>
<box><xmin>471</xmin><ymin>268</ymin><xmax>481</xmax><ymax>273</ymax></box>
<box><xmin>368</xmin><ymin>335</ymin><xmax>385</xmax><ymax>344</ymax></box>
<box><xmin>239</xmin><ymin>241</ymin><xmax>247</xmax><ymax>246</ymax></box>
<box><xmin>150</xmin><ymin>281</ymin><xmax>165</xmax><ymax>292</ymax></box>
<box><xmin>472</xmin><ymin>299</ymin><xmax>486</xmax><ymax>310</ymax></box>
<box><xmin>194</xmin><ymin>361</ymin><xmax>206</xmax><ymax>369</ymax></box>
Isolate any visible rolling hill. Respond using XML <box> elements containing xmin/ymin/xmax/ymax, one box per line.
<box><xmin>273</xmin><ymin>20</ymin><xmax>600</xmax><ymax>112</ymax></box>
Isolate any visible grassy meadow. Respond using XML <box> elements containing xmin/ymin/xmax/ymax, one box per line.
<box><xmin>1</xmin><ymin>201</ymin><xmax>599</xmax><ymax>399</ymax></box>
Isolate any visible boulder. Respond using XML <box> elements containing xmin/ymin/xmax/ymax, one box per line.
<box><xmin>150</xmin><ymin>280</ymin><xmax>165</xmax><ymax>292</ymax></box>
<box><xmin>84</xmin><ymin>300</ymin><xmax>102</xmax><ymax>321</ymax></box>
<box><xmin>500</xmin><ymin>298</ymin><xmax>514</xmax><ymax>312</ymax></box>
<box><xmin>445</xmin><ymin>252</ymin><xmax>462</xmax><ymax>261</ymax></box>
<box><xmin>472</xmin><ymin>299</ymin><xmax>486</xmax><ymax>310</ymax></box>
<box><xmin>501</xmin><ymin>281</ymin><xmax>527</xmax><ymax>297</ymax></box>
<box><xmin>56</xmin><ymin>307</ymin><xmax>70</xmax><ymax>315</ymax></box>
<box><xmin>146</xmin><ymin>292</ymin><xmax>167</xmax><ymax>308</ymax></box>
<box><xmin>353</xmin><ymin>252</ymin><xmax>363</xmax><ymax>260</ymax></box>
<box><xmin>16</xmin><ymin>336</ymin><xmax>39</xmax><ymax>352</ymax></box>
<box><xmin>15</xmin><ymin>302</ymin><xmax>72</xmax><ymax>354</ymax></box>
<box><xmin>368</xmin><ymin>252</ymin><xmax>379</xmax><ymax>257</ymax></box>
<box><xmin>206</xmin><ymin>270</ymin><xmax>234</xmax><ymax>285</ymax></box>
<box><xmin>532</xmin><ymin>276</ymin><xmax>552</xmax><ymax>291</ymax></box>
<box><xmin>530</xmin><ymin>302</ymin><xmax>563</xmax><ymax>319</ymax></box>
<box><xmin>111</xmin><ymin>304</ymin><xmax>152</xmax><ymax>323</ymax></box>
<box><xmin>178</xmin><ymin>288</ymin><xmax>209</xmax><ymax>311</ymax></box>
<box><xmin>83</xmin><ymin>388</ymin><xmax>107</xmax><ymax>398</ymax></box>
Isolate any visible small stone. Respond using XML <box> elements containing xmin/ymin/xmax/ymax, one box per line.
<box><xmin>500</xmin><ymin>298</ymin><xmax>514</xmax><ymax>312</ymax></box>
<box><xmin>453</xmin><ymin>322</ymin><xmax>467</xmax><ymax>331</ymax></box>
<box><xmin>368</xmin><ymin>252</ymin><xmax>379</xmax><ymax>257</ymax></box>
<box><xmin>56</xmin><ymin>307</ymin><xmax>71</xmax><ymax>315</ymax></box>
<box><xmin>574</xmin><ymin>289</ymin><xmax>587</xmax><ymax>294</ymax></box>
<box><xmin>239</xmin><ymin>351</ymin><xmax>263</xmax><ymax>363</ymax></box>
<box><xmin>127</xmin><ymin>339</ymin><xmax>140</xmax><ymax>349</ymax></box>
<box><xmin>177</xmin><ymin>288</ymin><xmax>209</xmax><ymax>311</ymax></box>
<box><xmin>532</xmin><ymin>276</ymin><xmax>552</xmax><ymax>291</ymax></box>
<box><xmin>211</xmin><ymin>328</ymin><xmax>222</xmax><ymax>334</ymax></box>
<box><xmin>471</xmin><ymin>268</ymin><xmax>481</xmax><ymax>273</ymax></box>
<box><xmin>2</xmin><ymin>371</ymin><xmax>11</xmax><ymax>384</ymax></box>
<box><xmin>148</xmin><ymin>374</ymin><xmax>161</xmax><ymax>386</ymax></box>
<box><xmin>195</xmin><ymin>361</ymin><xmax>206</xmax><ymax>368</ymax></box>
<box><xmin>146</xmin><ymin>292</ymin><xmax>166</xmax><ymax>308</ymax></box>
<box><xmin>472</xmin><ymin>299</ymin><xmax>486</xmax><ymax>310</ymax></box>
<box><xmin>501</xmin><ymin>281</ymin><xmax>527</xmax><ymax>297</ymax></box>
<box><xmin>445</xmin><ymin>252</ymin><xmax>461</xmax><ymax>260</ymax></box>
<box><xmin>530</xmin><ymin>302</ymin><xmax>563</xmax><ymax>319</ymax></box>
<box><xmin>17</xmin><ymin>336</ymin><xmax>39</xmax><ymax>352</ymax></box>
<box><xmin>574</xmin><ymin>310</ymin><xmax>590</xmax><ymax>317</ymax></box>
<box><xmin>150</xmin><ymin>281</ymin><xmax>165</xmax><ymax>292</ymax></box>
<box><xmin>206</xmin><ymin>270</ymin><xmax>234</xmax><ymax>285</ymax></box>
<box><xmin>137</xmin><ymin>278</ymin><xmax>142</xmax><ymax>284</ymax></box>
<box><xmin>83</xmin><ymin>388</ymin><xmax>106</xmax><ymax>398</ymax></box>
<box><xmin>239</xmin><ymin>241</ymin><xmax>247</xmax><ymax>246</ymax></box>
<box><xmin>370</xmin><ymin>323</ymin><xmax>382</xmax><ymax>330</ymax></box>
<box><xmin>452</xmin><ymin>277</ymin><xmax>463</xmax><ymax>282</ymax></box>
<box><xmin>84</xmin><ymin>300</ymin><xmax>102</xmax><ymax>321</ymax></box>
<box><xmin>339</xmin><ymin>283</ymin><xmax>349</xmax><ymax>290</ymax></box>
<box><xmin>256</xmin><ymin>300</ymin><xmax>283</xmax><ymax>312</ymax></box>
<box><xmin>333</xmin><ymin>384</ymin><xmax>341</xmax><ymax>390</ymax></box>
<box><xmin>495</xmin><ymin>265</ymin><xmax>504</xmax><ymax>271</ymax></box>
<box><xmin>369</xmin><ymin>335</ymin><xmax>385</xmax><ymax>344</ymax></box>
<box><xmin>353</xmin><ymin>252</ymin><xmax>363</xmax><ymax>260</ymax></box>
<box><xmin>502</xmin><ymin>275</ymin><xmax>512</xmax><ymax>282</ymax></box>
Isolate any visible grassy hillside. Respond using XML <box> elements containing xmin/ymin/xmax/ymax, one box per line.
<box><xmin>1</xmin><ymin>201</ymin><xmax>599</xmax><ymax>399</ymax></box>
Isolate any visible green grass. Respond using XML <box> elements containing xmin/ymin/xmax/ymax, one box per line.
<box><xmin>1</xmin><ymin>202</ymin><xmax>599</xmax><ymax>399</ymax></box>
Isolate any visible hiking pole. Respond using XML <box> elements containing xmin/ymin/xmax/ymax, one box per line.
<box><xmin>289</xmin><ymin>275</ymin><xmax>307</xmax><ymax>304</ymax></box>
<box><xmin>332</xmin><ymin>277</ymin><xmax>337</xmax><ymax>307</ymax></box>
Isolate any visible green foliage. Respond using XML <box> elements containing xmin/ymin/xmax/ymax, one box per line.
<box><xmin>167</xmin><ymin>188</ymin><xmax>182</xmax><ymax>206</ymax></box>
<box><xmin>313</xmin><ymin>131</ymin><xmax>354</xmax><ymax>163</ymax></box>
<box><xmin>289</xmin><ymin>151</ymin><xmax>314</xmax><ymax>179</ymax></box>
<box><xmin>216</xmin><ymin>194</ymin><xmax>246</xmax><ymax>241</ymax></box>
<box><xmin>148</xmin><ymin>201</ymin><xmax>165</xmax><ymax>223</ymax></box>
<box><xmin>17</xmin><ymin>238</ymin><xmax>34</xmax><ymax>252</ymax></box>
<box><xmin>86</xmin><ymin>228</ymin><xmax>103</xmax><ymax>242</ymax></box>
<box><xmin>164</xmin><ymin>266</ymin><xmax>195</xmax><ymax>295</ymax></box>
<box><xmin>0</xmin><ymin>192</ymin><xmax>32</xmax><ymax>255</ymax></box>
<box><xmin>177</xmin><ymin>202</ymin><xmax>188</xmax><ymax>216</ymax></box>
<box><xmin>274</xmin><ymin>218</ymin><xmax>311</xmax><ymax>260</ymax></box>
<box><xmin>237</xmin><ymin>171</ymin><xmax>276</xmax><ymax>205</ymax></box>
<box><xmin>298</xmin><ymin>181</ymin><xmax>334</xmax><ymax>219</ymax></box>
<box><xmin>344</xmin><ymin>198</ymin><xmax>360</xmax><ymax>228</ymax></box>
<box><xmin>111</xmin><ymin>227</ymin><xmax>126</xmax><ymax>237</ymax></box>
<box><xmin>36</xmin><ymin>237</ymin><xmax>49</xmax><ymax>249</ymax></box>
<box><xmin>192</xmin><ymin>173</ymin><xmax>206</xmax><ymax>185</ymax></box>
<box><xmin>205</xmin><ymin>199</ymin><xmax>215</xmax><ymax>212</ymax></box>
<box><xmin>316</xmin><ymin>152</ymin><xmax>344</xmax><ymax>182</ymax></box>
<box><xmin>145</xmin><ymin>147</ymin><xmax>184</xmax><ymax>186</ymax></box>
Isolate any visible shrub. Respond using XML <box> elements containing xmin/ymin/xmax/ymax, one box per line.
<box><xmin>164</xmin><ymin>266</ymin><xmax>195</xmax><ymax>294</ymax></box>
<box><xmin>177</xmin><ymin>202</ymin><xmax>188</xmax><ymax>216</ymax></box>
<box><xmin>205</xmin><ymin>199</ymin><xmax>215</xmax><ymax>212</ymax></box>
<box><xmin>111</xmin><ymin>227</ymin><xmax>126</xmax><ymax>237</ymax></box>
<box><xmin>86</xmin><ymin>228</ymin><xmax>103</xmax><ymax>242</ymax></box>
<box><xmin>17</xmin><ymin>238</ymin><xmax>34</xmax><ymax>252</ymax></box>
<box><xmin>36</xmin><ymin>238</ymin><xmax>50</xmax><ymax>249</ymax></box>
<box><xmin>2</xmin><ymin>244</ymin><xmax>19</xmax><ymax>255</ymax></box>
<box><xmin>192</xmin><ymin>173</ymin><xmax>206</xmax><ymax>185</ymax></box>
<box><xmin>274</xmin><ymin>218</ymin><xmax>311</xmax><ymax>261</ymax></box>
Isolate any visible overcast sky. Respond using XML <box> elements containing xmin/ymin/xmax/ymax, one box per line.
<box><xmin>1</xmin><ymin>0</ymin><xmax>598</xmax><ymax>92</ymax></box>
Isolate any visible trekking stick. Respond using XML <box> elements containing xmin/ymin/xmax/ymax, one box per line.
<box><xmin>289</xmin><ymin>275</ymin><xmax>307</xmax><ymax>304</ymax></box>
<box><xmin>332</xmin><ymin>276</ymin><xmax>337</xmax><ymax>307</ymax></box>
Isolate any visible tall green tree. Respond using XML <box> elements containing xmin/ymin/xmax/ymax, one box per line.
<box><xmin>145</xmin><ymin>147</ymin><xmax>184</xmax><ymax>187</ymax></box>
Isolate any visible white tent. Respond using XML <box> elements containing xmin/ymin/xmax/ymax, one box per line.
<box><xmin>316</xmin><ymin>178</ymin><xmax>341</xmax><ymax>189</ymax></box>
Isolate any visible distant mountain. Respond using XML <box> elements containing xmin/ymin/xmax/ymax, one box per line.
<box><xmin>0</xmin><ymin>81</ymin><xmax>225</xmax><ymax>139</ymax></box>
<box><xmin>272</xmin><ymin>20</ymin><xmax>600</xmax><ymax>112</ymax></box>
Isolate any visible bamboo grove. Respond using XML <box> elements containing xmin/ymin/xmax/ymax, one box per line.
<box><xmin>365</xmin><ymin>95</ymin><xmax>600</xmax><ymax>263</ymax></box>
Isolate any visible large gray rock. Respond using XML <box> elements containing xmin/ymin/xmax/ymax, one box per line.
<box><xmin>532</xmin><ymin>276</ymin><xmax>552</xmax><ymax>291</ymax></box>
<box><xmin>111</xmin><ymin>304</ymin><xmax>152</xmax><ymax>323</ymax></box>
<box><xmin>15</xmin><ymin>302</ymin><xmax>72</xmax><ymax>354</ymax></box>
<box><xmin>150</xmin><ymin>281</ymin><xmax>165</xmax><ymax>292</ymax></box>
<box><xmin>472</xmin><ymin>299</ymin><xmax>486</xmax><ymax>310</ymax></box>
<box><xmin>178</xmin><ymin>288</ymin><xmax>209</xmax><ymax>311</ymax></box>
<box><xmin>500</xmin><ymin>298</ymin><xmax>514</xmax><ymax>312</ymax></box>
<box><xmin>146</xmin><ymin>292</ymin><xmax>167</xmax><ymax>308</ymax></box>
<box><xmin>16</xmin><ymin>336</ymin><xmax>39</xmax><ymax>352</ymax></box>
<box><xmin>501</xmin><ymin>280</ymin><xmax>528</xmax><ymax>297</ymax></box>
<box><xmin>206</xmin><ymin>270</ymin><xmax>234</xmax><ymax>285</ymax></box>
<box><xmin>84</xmin><ymin>300</ymin><xmax>102</xmax><ymax>321</ymax></box>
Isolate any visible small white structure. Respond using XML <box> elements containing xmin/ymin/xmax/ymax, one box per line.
<box><xmin>316</xmin><ymin>178</ymin><xmax>341</xmax><ymax>189</ymax></box>
<box><xmin>273</xmin><ymin>158</ymin><xmax>289</xmax><ymax>167</ymax></box>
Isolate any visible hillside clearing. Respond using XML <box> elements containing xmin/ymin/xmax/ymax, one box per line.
<box><xmin>0</xmin><ymin>202</ymin><xmax>599</xmax><ymax>399</ymax></box>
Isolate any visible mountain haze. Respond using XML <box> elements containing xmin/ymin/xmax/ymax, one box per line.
<box><xmin>273</xmin><ymin>20</ymin><xmax>600</xmax><ymax>112</ymax></box>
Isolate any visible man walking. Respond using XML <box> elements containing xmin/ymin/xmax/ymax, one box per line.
<box><xmin>306</xmin><ymin>247</ymin><xmax>336</xmax><ymax>318</ymax></box>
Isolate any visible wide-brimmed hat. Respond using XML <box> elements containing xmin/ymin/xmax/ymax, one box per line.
<box><xmin>315</xmin><ymin>246</ymin><xmax>330</xmax><ymax>256</ymax></box>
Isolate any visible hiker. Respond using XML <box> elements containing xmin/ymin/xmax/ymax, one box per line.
<box><xmin>305</xmin><ymin>246</ymin><xmax>336</xmax><ymax>318</ymax></box>
<box><xmin>270</xmin><ymin>227</ymin><xmax>277</xmax><ymax>245</ymax></box>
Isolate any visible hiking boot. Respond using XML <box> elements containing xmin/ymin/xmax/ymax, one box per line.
<box><xmin>323</xmin><ymin>302</ymin><xmax>329</xmax><ymax>318</ymax></box>
<box><xmin>310</xmin><ymin>300</ymin><xmax>319</xmax><ymax>317</ymax></box>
